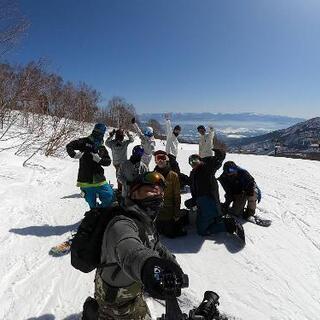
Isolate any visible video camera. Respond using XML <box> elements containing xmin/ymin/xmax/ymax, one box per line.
<box><xmin>156</xmin><ymin>272</ymin><xmax>222</xmax><ymax>320</ymax></box>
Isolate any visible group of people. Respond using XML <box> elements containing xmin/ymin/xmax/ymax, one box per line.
<box><xmin>66</xmin><ymin>117</ymin><xmax>261</xmax><ymax>319</ymax></box>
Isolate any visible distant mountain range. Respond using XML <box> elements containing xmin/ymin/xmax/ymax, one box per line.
<box><xmin>228</xmin><ymin>117</ymin><xmax>320</xmax><ymax>154</ymax></box>
<box><xmin>139</xmin><ymin>112</ymin><xmax>305</xmax><ymax>141</ymax></box>
<box><xmin>139</xmin><ymin>112</ymin><xmax>304</xmax><ymax>124</ymax></box>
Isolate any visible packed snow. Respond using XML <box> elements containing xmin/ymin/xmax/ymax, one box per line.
<box><xmin>1</xmin><ymin>134</ymin><xmax>320</xmax><ymax>320</ymax></box>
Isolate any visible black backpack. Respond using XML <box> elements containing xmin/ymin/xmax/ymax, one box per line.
<box><xmin>71</xmin><ymin>206</ymin><xmax>145</xmax><ymax>273</ymax></box>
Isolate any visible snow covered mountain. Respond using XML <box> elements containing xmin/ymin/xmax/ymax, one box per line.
<box><xmin>228</xmin><ymin>117</ymin><xmax>320</xmax><ymax>154</ymax></box>
<box><xmin>1</xmin><ymin>127</ymin><xmax>320</xmax><ymax>319</ymax></box>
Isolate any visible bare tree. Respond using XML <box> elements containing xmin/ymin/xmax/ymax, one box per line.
<box><xmin>147</xmin><ymin>118</ymin><xmax>163</xmax><ymax>137</ymax></box>
<box><xmin>0</xmin><ymin>0</ymin><xmax>29</xmax><ymax>57</ymax></box>
<box><xmin>106</xmin><ymin>96</ymin><xmax>136</xmax><ymax>129</ymax></box>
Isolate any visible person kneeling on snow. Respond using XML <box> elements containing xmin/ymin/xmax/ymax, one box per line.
<box><xmin>153</xmin><ymin>150</ymin><xmax>187</xmax><ymax>238</ymax></box>
<box><xmin>185</xmin><ymin>150</ymin><xmax>244</xmax><ymax>241</ymax></box>
<box><xmin>66</xmin><ymin>123</ymin><xmax>113</xmax><ymax>209</ymax></box>
<box><xmin>82</xmin><ymin>172</ymin><xmax>184</xmax><ymax>320</ymax></box>
<box><xmin>218</xmin><ymin>161</ymin><xmax>261</xmax><ymax>219</ymax></box>
<box><xmin>117</xmin><ymin>145</ymin><xmax>148</xmax><ymax>203</ymax></box>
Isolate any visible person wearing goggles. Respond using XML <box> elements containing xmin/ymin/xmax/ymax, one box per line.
<box><xmin>117</xmin><ymin>145</ymin><xmax>148</xmax><ymax>203</ymax></box>
<box><xmin>131</xmin><ymin>117</ymin><xmax>156</xmax><ymax>169</ymax></box>
<box><xmin>66</xmin><ymin>123</ymin><xmax>114</xmax><ymax>209</ymax></box>
<box><xmin>153</xmin><ymin>150</ymin><xmax>187</xmax><ymax>238</ymax></box>
<box><xmin>218</xmin><ymin>161</ymin><xmax>261</xmax><ymax>219</ymax></box>
<box><xmin>86</xmin><ymin>171</ymin><xmax>184</xmax><ymax>320</ymax></box>
<box><xmin>185</xmin><ymin>149</ymin><xmax>245</xmax><ymax>242</ymax></box>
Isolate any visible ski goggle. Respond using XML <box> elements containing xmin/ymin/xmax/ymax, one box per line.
<box><xmin>130</xmin><ymin>172</ymin><xmax>166</xmax><ymax>193</ymax></box>
<box><xmin>188</xmin><ymin>156</ymin><xmax>201</xmax><ymax>166</ymax></box>
<box><xmin>226</xmin><ymin>167</ymin><xmax>238</xmax><ymax>174</ymax></box>
<box><xmin>155</xmin><ymin>154</ymin><xmax>168</xmax><ymax>162</ymax></box>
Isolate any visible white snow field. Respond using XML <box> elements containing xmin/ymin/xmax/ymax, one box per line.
<box><xmin>1</xmin><ymin>137</ymin><xmax>320</xmax><ymax>320</ymax></box>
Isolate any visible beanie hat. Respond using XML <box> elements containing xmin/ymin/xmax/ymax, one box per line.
<box><xmin>93</xmin><ymin>123</ymin><xmax>107</xmax><ymax>135</ymax></box>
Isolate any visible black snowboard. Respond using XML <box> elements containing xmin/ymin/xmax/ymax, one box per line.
<box><xmin>243</xmin><ymin>215</ymin><xmax>272</xmax><ymax>227</ymax></box>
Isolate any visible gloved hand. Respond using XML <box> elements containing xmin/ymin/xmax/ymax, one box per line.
<box><xmin>91</xmin><ymin>152</ymin><xmax>101</xmax><ymax>163</ymax></box>
<box><xmin>73</xmin><ymin>151</ymin><xmax>84</xmax><ymax>159</ymax></box>
<box><xmin>184</xmin><ymin>198</ymin><xmax>196</xmax><ymax>209</ymax></box>
<box><xmin>141</xmin><ymin>257</ymin><xmax>184</xmax><ymax>299</ymax></box>
<box><xmin>131</xmin><ymin>117</ymin><xmax>136</xmax><ymax>124</ymax></box>
<box><xmin>109</xmin><ymin>129</ymin><xmax>116</xmax><ymax>137</ymax></box>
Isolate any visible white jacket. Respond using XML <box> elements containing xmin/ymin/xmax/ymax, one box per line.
<box><xmin>132</xmin><ymin>123</ymin><xmax>155</xmax><ymax>167</ymax></box>
<box><xmin>165</xmin><ymin>119</ymin><xmax>179</xmax><ymax>157</ymax></box>
<box><xmin>199</xmin><ymin>127</ymin><xmax>215</xmax><ymax>158</ymax></box>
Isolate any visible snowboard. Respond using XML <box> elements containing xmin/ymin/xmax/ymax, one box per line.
<box><xmin>49</xmin><ymin>240</ymin><xmax>72</xmax><ymax>256</ymax></box>
<box><xmin>244</xmin><ymin>215</ymin><xmax>272</xmax><ymax>227</ymax></box>
<box><xmin>230</xmin><ymin>214</ymin><xmax>272</xmax><ymax>227</ymax></box>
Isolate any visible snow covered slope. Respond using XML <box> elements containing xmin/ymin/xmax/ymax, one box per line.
<box><xmin>1</xmin><ymin>138</ymin><xmax>320</xmax><ymax>320</ymax></box>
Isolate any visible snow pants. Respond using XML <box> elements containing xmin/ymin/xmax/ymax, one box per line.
<box><xmin>80</xmin><ymin>183</ymin><xmax>114</xmax><ymax>209</ymax></box>
<box><xmin>231</xmin><ymin>192</ymin><xmax>257</xmax><ymax>217</ymax></box>
<box><xmin>94</xmin><ymin>270</ymin><xmax>151</xmax><ymax>320</ymax></box>
<box><xmin>196</xmin><ymin>196</ymin><xmax>227</xmax><ymax>235</ymax></box>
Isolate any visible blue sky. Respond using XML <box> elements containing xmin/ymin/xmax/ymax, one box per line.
<box><xmin>6</xmin><ymin>0</ymin><xmax>320</xmax><ymax>117</ymax></box>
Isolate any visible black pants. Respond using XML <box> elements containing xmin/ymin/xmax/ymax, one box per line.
<box><xmin>168</xmin><ymin>154</ymin><xmax>190</xmax><ymax>187</ymax></box>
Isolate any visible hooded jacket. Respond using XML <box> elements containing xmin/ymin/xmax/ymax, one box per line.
<box><xmin>100</xmin><ymin>201</ymin><xmax>176</xmax><ymax>288</ymax></box>
<box><xmin>132</xmin><ymin>123</ymin><xmax>156</xmax><ymax>166</ymax></box>
<box><xmin>199</xmin><ymin>127</ymin><xmax>215</xmax><ymax>158</ymax></box>
<box><xmin>189</xmin><ymin>149</ymin><xmax>226</xmax><ymax>203</ymax></box>
<box><xmin>105</xmin><ymin>133</ymin><xmax>134</xmax><ymax>166</ymax></box>
<box><xmin>66</xmin><ymin>136</ymin><xmax>111</xmax><ymax>186</ymax></box>
<box><xmin>218</xmin><ymin>167</ymin><xmax>256</xmax><ymax>203</ymax></box>
<box><xmin>154</xmin><ymin>165</ymin><xmax>181</xmax><ymax>221</ymax></box>
<box><xmin>165</xmin><ymin>119</ymin><xmax>179</xmax><ymax>157</ymax></box>
<box><xmin>117</xmin><ymin>158</ymin><xmax>148</xmax><ymax>198</ymax></box>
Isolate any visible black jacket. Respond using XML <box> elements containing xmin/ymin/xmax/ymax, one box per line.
<box><xmin>189</xmin><ymin>149</ymin><xmax>226</xmax><ymax>202</ymax></box>
<box><xmin>218</xmin><ymin>167</ymin><xmax>255</xmax><ymax>203</ymax></box>
<box><xmin>66</xmin><ymin>136</ymin><xmax>111</xmax><ymax>184</ymax></box>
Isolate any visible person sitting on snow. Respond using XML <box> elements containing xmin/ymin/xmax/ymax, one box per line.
<box><xmin>117</xmin><ymin>145</ymin><xmax>148</xmax><ymax>203</ymax></box>
<box><xmin>131</xmin><ymin>117</ymin><xmax>155</xmax><ymax>169</ymax></box>
<box><xmin>105</xmin><ymin>128</ymin><xmax>134</xmax><ymax>196</ymax></box>
<box><xmin>185</xmin><ymin>150</ymin><xmax>245</xmax><ymax>241</ymax></box>
<box><xmin>218</xmin><ymin>161</ymin><xmax>261</xmax><ymax>219</ymax></box>
<box><xmin>66</xmin><ymin>123</ymin><xmax>113</xmax><ymax>209</ymax></box>
<box><xmin>153</xmin><ymin>150</ymin><xmax>187</xmax><ymax>238</ymax></box>
<box><xmin>197</xmin><ymin>125</ymin><xmax>215</xmax><ymax>161</ymax></box>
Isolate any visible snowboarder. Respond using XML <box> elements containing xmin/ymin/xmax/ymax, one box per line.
<box><xmin>164</xmin><ymin>113</ymin><xmax>189</xmax><ymax>188</ymax></box>
<box><xmin>218</xmin><ymin>161</ymin><xmax>260</xmax><ymax>219</ymax></box>
<box><xmin>82</xmin><ymin>171</ymin><xmax>185</xmax><ymax>320</ymax></box>
<box><xmin>185</xmin><ymin>150</ymin><xmax>244</xmax><ymax>241</ymax></box>
<box><xmin>105</xmin><ymin>128</ymin><xmax>134</xmax><ymax>195</ymax></box>
<box><xmin>66</xmin><ymin>123</ymin><xmax>114</xmax><ymax>209</ymax></box>
<box><xmin>197</xmin><ymin>125</ymin><xmax>215</xmax><ymax>160</ymax></box>
<box><xmin>131</xmin><ymin>117</ymin><xmax>156</xmax><ymax>168</ymax></box>
<box><xmin>153</xmin><ymin>150</ymin><xmax>187</xmax><ymax>238</ymax></box>
<box><xmin>117</xmin><ymin>145</ymin><xmax>148</xmax><ymax>203</ymax></box>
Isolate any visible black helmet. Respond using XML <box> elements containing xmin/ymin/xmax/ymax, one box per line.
<box><xmin>223</xmin><ymin>161</ymin><xmax>238</xmax><ymax>174</ymax></box>
<box><xmin>188</xmin><ymin>154</ymin><xmax>201</xmax><ymax>167</ymax></box>
<box><xmin>132</xmin><ymin>145</ymin><xmax>144</xmax><ymax>157</ymax></box>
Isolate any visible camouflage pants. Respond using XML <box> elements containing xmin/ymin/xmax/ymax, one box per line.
<box><xmin>94</xmin><ymin>270</ymin><xmax>151</xmax><ymax>320</ymax></box>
